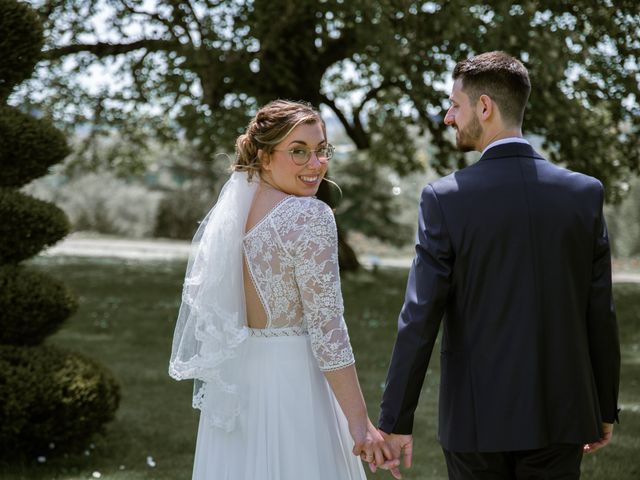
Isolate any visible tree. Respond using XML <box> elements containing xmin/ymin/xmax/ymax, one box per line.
<box><xmin>606</xmin><ymin>175</ymin><xmax>640</xmax><ymax>257</ymax></box>
<box><xmin>0</xmin><ymin>0</ymin><xmax>120</xmax><ymax>457</ymax></box>
<box><xmin>13</xmin><ymin>0</ymin><xmax>640</xmax><ymax>263</ymax></box>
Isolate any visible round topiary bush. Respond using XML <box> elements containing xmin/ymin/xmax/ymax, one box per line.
<box><xmin>0</xmin><ymin>105</ymin><xmax>70</xmax><ymax>187</ymax></box>
<box><xmin>0</xmin><ymin>0</ymin><xmax>122</xmax><ymax>462</ymax></box>
<box><xmin>0</xmin><ymin>189</ymin><xmax>70</xmax><ymax>264</ymax></box>
<box><xmin>0</xmin><ymin>0</ymin><xmax>43</xmax><ymax>101</ymax></box>
<box><xmin>0</xmin><ymin>344</ymin><xmax>120</xmax><ymax>458</ymax></box>
<box><xmin>0</xmin><ymin>266</ymin><xmax>78</xmax><ymax>345</ymax></box>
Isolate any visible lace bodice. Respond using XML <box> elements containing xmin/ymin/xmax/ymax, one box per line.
<box><xmin>243</xmin><ymin>196</ymin><xmax>355</xmax><ymax>372</ymax></box>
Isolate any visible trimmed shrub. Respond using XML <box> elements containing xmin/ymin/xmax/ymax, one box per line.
<box><xmin>0</xmin><ymin>0</ymin><xmax>43</xmax><ymax>101</ymax></box>
<box><xmin>0</xmin><ymin>189</ymin><xmax>70</xmax><ymax>264</ymax></box>
<box><xmin>0</xmin><ymin>345</ymin><xmax>120</xmax><ymax>458</ymax></box>
<box><xmin>0</xmin><ymin>1</ymin><xmax>121</xmax><ymax>460</ymax></box>
<box><xmin>154</xmin><ymin>184</ymin><xmax>214</xmax><ymax>239</ymax></box>
<box><xmin>0</xmin><ymin>265</ymin><xmax>78</xmax><ymax>345</ymax></box>
<box><xmin>0</xmin><ymin>105</ymin><xmax>70</xmax><ymax>187</ymax></box>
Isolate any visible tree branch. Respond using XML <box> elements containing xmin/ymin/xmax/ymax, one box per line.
<box><xmin>167</xmin><ymin>0</ymin><xmax>196</xmax><ymax>47</ymax></box>
<box><xmin>43</xmin><ymin>39</ymin><xmax>186</xmax><ymax>61</ymax></box>
<box><xmin>320</xmin><ymin>93</ymin><xmax>370</xmax><ymax>149</ymax></box>
<box><xmin>131</xmin><ymin>50</ymin><xmax>152</xmax><ymax>102</ymax></box>
<box><xmin>120</xmin><ymin>0</ymin><xmax>181</xmax><ymax>41</ymax></box>
<box><xmin>182</xmin><ymin>0</ymin><xmax>205</xmax><ymax>46</ymax></box>
<box><xmin>348</xmin><ymin>79</ymin><xmax>403</xmax><ymax>146</ymax></box>
<box><xmin>352</xmin><ymin>80</ymin><xmax>395</xmax><ymax>123</ymax></box>
<box><xmin>321</xmin><ymin>27</ymin><xmax>359</xmax><ymax>70</ymax></box>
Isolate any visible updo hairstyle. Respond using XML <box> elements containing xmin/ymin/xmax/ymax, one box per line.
<box><xmin>233</xmin><ymin>100</ymin><xmax>325</xmax><ymax>180</ymax></box>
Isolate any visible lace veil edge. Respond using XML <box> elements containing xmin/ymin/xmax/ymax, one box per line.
<box><xmin>168</xmin><ymin>171</ymin><xmax>258</xmax><ymax>431</ymax></box>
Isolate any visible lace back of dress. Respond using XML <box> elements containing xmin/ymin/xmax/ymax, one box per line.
<box><xmin>242</xmin><ymin>195</ymin><xmax>356</xmax><ymax>371</ymax></box>
<box><xmin>243</xmin><ymin>199</ymin><xmax>305</xmax><ymax>330</ymax></box>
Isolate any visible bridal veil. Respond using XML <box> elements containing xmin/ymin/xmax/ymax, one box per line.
<box><xmin>169</xmin><ymin>171</ymin><xmax>258</xmax><ymax>432</ymax></box>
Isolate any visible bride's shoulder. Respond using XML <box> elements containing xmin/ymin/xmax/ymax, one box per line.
<box><xmin>274</xmin><ymin>196</ymin><xmax>334</xmax><ymax>231</ymax></box>
<box><xmin>288</xmin><ymin>195</ymin><xmax>326</xmax><ymax>208</ymax></box>
<box><xmin>285</xmin><ymin>196</ymin><xmax>333</xmax><ymax>218</ymax></box>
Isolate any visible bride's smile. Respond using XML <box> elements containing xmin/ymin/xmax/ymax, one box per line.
<box><xmin>259</xmin><ymin>121</ymin><xmax>330</xmax><ymax>197</ymax></box>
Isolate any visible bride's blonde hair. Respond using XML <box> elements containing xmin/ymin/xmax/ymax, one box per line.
<box><xmin>233</xmin><ymin>100</ymin><xmax>326</xmax><ymax>180</ymax></box>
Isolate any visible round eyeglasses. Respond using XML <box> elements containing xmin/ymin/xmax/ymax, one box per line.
<box><xmin>272</xmin><ymin>144</ymin><xmax>335</xmax><ymax>166</ymax></box>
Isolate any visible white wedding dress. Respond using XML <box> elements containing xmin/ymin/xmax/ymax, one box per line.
<box><xmin>191</xmin><ymin>195</ymin><xmax>367</xmax><ymax>480</ymax></box>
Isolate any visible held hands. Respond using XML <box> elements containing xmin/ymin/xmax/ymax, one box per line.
<box><xmin>369</xmin><ymin>431</ymin><xmax>413</xmax><ymax>479</ymax></box>
<box><xmin>583</xmin><ymin>422</ymin><xmax>614</xmax><ymax>454</ymax></box>
<box><xmin>351</xmin><ymin>419</ymin><xmax>400</xmax><ymax>472</ymax></box>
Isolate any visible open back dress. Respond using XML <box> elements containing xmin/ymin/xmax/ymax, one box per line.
<box><xmin>191</xmin><ymin>195</ymin><xmax>367</xmax><ymax>480</ymax></box>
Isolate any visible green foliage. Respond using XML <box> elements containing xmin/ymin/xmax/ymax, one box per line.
<box><xmin>26</xmin><ymin>172</ymin><xmax>164</xmax><ymax>238</ymax></box>
<box><xmin>0</xmin><ymin>0</ymin><xmax>43</xmax><ymax>101</ymax></box>
<box><xmin>0</xmin><ymin>189</ymin><xmax>70</xmax><ymax>264</ymax></box>
<box><xmin>154</xmin><ymin>184</ymin><xmax>214</xmax><ymax>239</ymax></box>
<box><xmin>333</xmin><ymin>154</ymin><xmax>413</xmax><ymax>246</ymax></box>
<box><xmin>0</xmin><ymin>105</ymin><xmax>70</xmax><ymax>187</ymax></box>
<box><xmin>0</xmin><ymin>265</ymin><xmax>78</xmax><ymax>345</ymax></box>
<box><xmin>0</xmin><ymin>344</ymin><xmax>120</xmax><ymax>458</ymax></box>
<box><xmin>6</xmin><ymin>0</ymin><xmax>638</xmax><ymax>260</ymax></box>
<box><xmin>20</xmin><ymin>0</ymin><xmax>640</xmax><ymax>202</ymax></box>
<box><xmin>607</xmin><ymin>177</ymin><xmax>640</xmax><ymax>257</ymax></box>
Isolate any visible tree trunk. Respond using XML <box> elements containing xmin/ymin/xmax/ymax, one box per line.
<box><xmin>316</xmin><ymin>173</ymin><xmax>360</xmax><ymax>271</ymax></box>
<box><xmin>337</xmin><ymin>226</ymin><xmax>360</xmax><ymax>272</ymax></box>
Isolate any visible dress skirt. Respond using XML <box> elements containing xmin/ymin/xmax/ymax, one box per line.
<box><xmin>192</xmin><ymin>329</ymin><xmax>367</xmax><ymax>480</ymax></box>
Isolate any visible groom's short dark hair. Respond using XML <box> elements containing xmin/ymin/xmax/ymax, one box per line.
<box><xmin>453</xmin><ymin>51</ymin><xmax>531</xmax><ymax>127</ymax></box>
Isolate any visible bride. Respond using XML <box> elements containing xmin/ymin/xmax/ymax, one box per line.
<box><xmin>169</xmin><ymin>100</ymin><xmax>395</xmax><ymax>479</ymax></box>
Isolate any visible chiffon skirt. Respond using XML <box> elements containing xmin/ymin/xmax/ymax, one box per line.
<box><xmin>192</xmin><ymin>330</ymin><xmax>367</xmax><ymax>480</ymax></box>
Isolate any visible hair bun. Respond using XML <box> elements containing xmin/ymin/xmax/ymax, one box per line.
<box><xmin>230</xmin><ymin>99</ymin><xmax>324</xmax><ymax>180</ymax></box>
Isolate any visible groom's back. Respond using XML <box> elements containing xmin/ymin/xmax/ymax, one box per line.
<box><xmin>429</xmin><ymin>141</ymin><xmax>611</xmax><ymax>451</ymax></box>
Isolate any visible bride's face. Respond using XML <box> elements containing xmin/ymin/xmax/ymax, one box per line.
<box><xmin>260</xmin><ymin>122</ymin><xmax>328</xmax><ymax>197</ymax></box>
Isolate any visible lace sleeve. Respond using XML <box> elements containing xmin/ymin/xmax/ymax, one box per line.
<box><xmin>293</xmin><ymin>200</ymin><xmax>355</xmax><ymax>372</ymax></box>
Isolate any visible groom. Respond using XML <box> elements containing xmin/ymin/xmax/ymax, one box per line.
<box><xmin>375</xmin><ymin>51</ymin><xmax>620</xmax><ymax>479</ymax></box>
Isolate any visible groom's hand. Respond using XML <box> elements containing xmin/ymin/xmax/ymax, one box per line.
<box><xmin>352</xmin><ymin>419</ymin><xmax>399</xmax><ymax>470</ymax></box>
<box><xmin>583</xmin><ymin>422</ymin><xmax>614</xmax><ymax>454</ymax></box>
<box><xmin>370</xmin><ymin>430</ymin><xmax>413</xmax><ymax>479</ymax></box>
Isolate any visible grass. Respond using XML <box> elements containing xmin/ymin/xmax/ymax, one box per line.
<box><xmin>612</xmin><ymin>257</ymin><xmax>640</xmax><ymax>274</ymax></box>
<box><xmin>1</xmin><ymin>257</ymin><xmax>638</xmax><ymax>480</ymax></box>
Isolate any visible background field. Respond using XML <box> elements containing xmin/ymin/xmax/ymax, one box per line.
<box><xmin>1</xmin><ymin>257</ymin><xmax>638</xmax><ymax>480</ymax></box>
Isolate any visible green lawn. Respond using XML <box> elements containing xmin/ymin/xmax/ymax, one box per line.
<box><xmin>1</xmin><ymin>257</ymin><xmax>638</xmax><ymax>480</ymax></box>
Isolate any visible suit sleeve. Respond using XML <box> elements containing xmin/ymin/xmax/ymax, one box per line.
<box><xmin>378</xmin><ymin>184</ymin><xmax>454</xmax><ymax>434</ymax></box>
<box><xmin>586</xmin><ymin>183</ymin><xmax>620</xmax><ymax>424</ymax></box>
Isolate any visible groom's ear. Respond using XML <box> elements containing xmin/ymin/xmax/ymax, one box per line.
<box><xmin>478</xmin><ymin>94</ymin><xmax>494</xmax><ymax>122</ymax></box>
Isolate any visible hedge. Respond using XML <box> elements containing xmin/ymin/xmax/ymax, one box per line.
<box><xmin>0</xmin><ymin>265</ymin><xmax>78</xmax><ymax>345</ymax></box>
<box><xmin>0</xmin><ymin>345</ymin><xmax>121</xmax><ymax>458</ymax></box>
<box><xmin>0</xmin><ymin>106</ymin><xmax>71</xmax><ymax>187</ymax></box>
<box><xmin>0</xmin><ymin>189</ymin><xmax>70</xmax><ymax>264</ymax></box>
<box><xmin>0</xmin><ymin>0</ymin><xmax>43</xmax><ymax>101</ymax></box>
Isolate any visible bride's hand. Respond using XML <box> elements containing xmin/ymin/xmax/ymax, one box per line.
<box><xmin>351</xmin><ymin>418</ymin><xmax>399</xmax><ymax>470</ymax></box>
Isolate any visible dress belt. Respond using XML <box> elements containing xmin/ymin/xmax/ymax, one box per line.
<box><xmin>248</xmin><ymin>325</ymin><xmax>308</xmax><ymax>337</ymax></box>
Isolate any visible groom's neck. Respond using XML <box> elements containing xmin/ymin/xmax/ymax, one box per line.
<box><xmin>476</xmin><ymin>126</ymin><xmax>523</xmax><ymax>152</ymax></box>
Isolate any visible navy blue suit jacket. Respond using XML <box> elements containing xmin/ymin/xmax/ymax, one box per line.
<box><xmin>378</xmin><ymin>142</ymin><xmax>620</xmax><ymax>452</ymax></box>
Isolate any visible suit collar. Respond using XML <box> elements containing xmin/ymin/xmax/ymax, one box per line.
<box><xmin>479</xmin><ymin>142</ymin><xmax>545</xmax><ymax>162</ymax></box>
<box><xmin>481</xmin><ymin>137</ymin><xmax>530</xmax><ymax>156</ymax></box>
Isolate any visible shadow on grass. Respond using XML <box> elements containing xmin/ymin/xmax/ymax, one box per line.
<box><xmin>0</xmin><ymin>257</ymin><xmax>637</xmax><ymax>480</ymax></box>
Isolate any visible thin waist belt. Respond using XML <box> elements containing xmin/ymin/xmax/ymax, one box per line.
<box><xmin>247</xmin><ymin>325</ymin><xmax>308</xmax><ymax>337</ymax></box>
